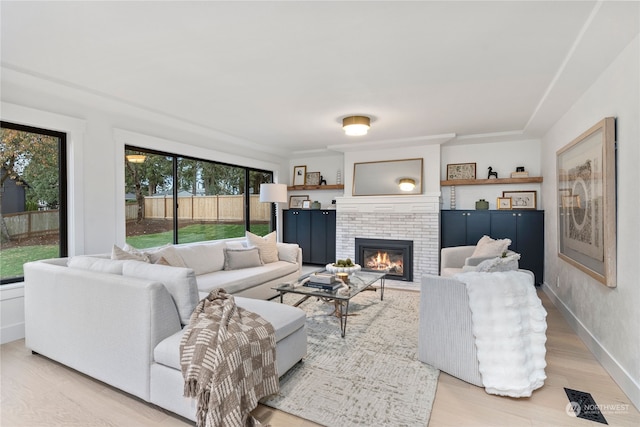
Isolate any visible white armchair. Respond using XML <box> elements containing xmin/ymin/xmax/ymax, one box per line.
<box><xmin>418</xmin><ymin>270</ymin><xmax>545</xmax><ymax>396</ymax></box>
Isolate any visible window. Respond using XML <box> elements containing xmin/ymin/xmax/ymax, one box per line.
<box><xmin>124</xmin><ymin>146</ymin><xmax>273</xmax><ymax>249</ymax></box>
<box><xmin>1</xmin><ymin>121</ymin><xmax>67</xmax><ymax>284</ymax></box>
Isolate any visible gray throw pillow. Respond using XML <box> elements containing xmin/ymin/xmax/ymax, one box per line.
<box><xmin>223</xmin><ymin>248</ymin><xmax>263</xmax><ymax>270</ymax></box>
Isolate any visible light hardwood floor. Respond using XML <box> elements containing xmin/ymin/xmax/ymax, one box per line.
<box><xmin>1</xmin><ymin>290</ymin><xmax>638</xmax><ymax>426</ymax></box>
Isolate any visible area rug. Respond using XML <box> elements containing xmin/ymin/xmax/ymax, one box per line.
<box><xmin>261</xmin><ymin>289</ymin><xmax>439</xmax><ymax>427</ymax></box>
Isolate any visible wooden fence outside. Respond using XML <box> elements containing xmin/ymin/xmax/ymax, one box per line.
<box><xmin>3</xmin><ymin>195</ymin><xmax>270</xmax><ymax>239</ymax></box>
<box><xmin>126</xmin><ymin>194</ymin><xmax>271</xmax><ymax>222</ymax></box>
<box><xmin>3</xmin><ymin>209</ymin><xmax>59</xmax><ymax>239</ymax></box>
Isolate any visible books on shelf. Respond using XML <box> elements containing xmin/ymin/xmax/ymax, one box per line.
<box><xmin>510</xmin><ymin>171</ymin><xmax>530</xmax><ymax>178</ymax></box>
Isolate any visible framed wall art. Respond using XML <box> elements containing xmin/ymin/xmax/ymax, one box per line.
<box><xmin>305</xmin><ymin>171</ymin><xmax>320</xmax><ymax>186</ymax></box>
<box><xmin>557</xmin><ymin>117</ymin><xmax>616</xmax><ymax>287</ymax></box>
<box><xmin>502</xmin><ymin>190</ymin><xmax>536</xmax><ymax>210</ymax></box>
<box><xmin>289</xmin><ymin>195</ymin><xmax>309</xmax><ymax>209</ymax></box>
<box><xmin>446</xmin><ymin>162</ymin><xmax>476</xmax><ymax>180</ymax></box>
<box><xmin>292</xmin><ymin>165</ymin><xmax>306</xmax><ymax>186</ymax></box>
<box><xmin>497</xmin><ymin>197</ymin><xmax>512</xmax><ymax>210</ymax></box>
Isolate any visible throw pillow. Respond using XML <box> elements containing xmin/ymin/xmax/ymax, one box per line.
<box><xmin>475</xmin><ymin>253</ymin><xmax>521</xmax><ymax>273</ymax></box>
<box><xmin>223</xmin><ymin>247</ymin><xmax>263</xmax><ymax>270</ymax></box>
<box><xmin>246</xmin><ymin>231</ymin><xmax>279</xmax><ymax>264</ymax></box>
<box><xmin>277</xmin><ymin>243</ymin><xmax>299</xmax><ymax>264</ymax></box>
<box><xmin>471</xmin><ymin>235</ymin><xmax>512</xmax><ymax>258</ymax></box>
<box><xmin>145</xmin><ymin>245</ymin><xmax>187</xmax><ymax>268</ymax></box>
<box><xmin>174</xmin><ymin>242</ymin><xmax>225</xmax><ymax>275</ymax></box>
<box><xmin>225</xmin><ymin>241</ymin><xmax>246</xmax><ymax>250</ymax></box>
<box><xmin>111</xmin><ymin>244</ymin><xmax>150</xmax><ymax>262</ymax></box>
<box><xmin>121</xmin><ymin>260</ymin><xmax>198</xmax><ymax>325</ymax></box>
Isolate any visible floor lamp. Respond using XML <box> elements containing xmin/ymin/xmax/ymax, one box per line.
<box><xmin>259</xmin><ymin>183</ymin><xmax>288</xmax><ymax>234</ymax></box>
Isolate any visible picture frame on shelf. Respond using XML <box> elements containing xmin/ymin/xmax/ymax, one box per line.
<box><xmin>293</xmin><ymin>165</ymin><xmax>307</xmax><ymax>186</ymax></box>
<box><xmin>497</xmin><ymin>197</ymin><xmax>512</xmax><ymax>210</ymax></box>
<box><xmin>289</xmin><ymin>195</ymin><xmax>309</xmax><ymax>209</ymax></box>
<box><xmin>446</xmin><ymin>162</ymin><xmax>476</xmax><ymax>180</ymax></box>
<box><xmin>305</xmin><ymin>171</ymin><xmax>321</xmax><ymax>186</ymax></box>
<box><xmin>557</xmin><ymin>117</ymin><xmax>616</xmax><ymax>287</ymax></box>
<box><xmin>502</xmin><ymin>190</ymin><xmax>536</xmax><ymax>210</ymax></box>
<box><xmin>301</xmin><ymin>200</ymin><xmax>311</xmax><ymax>209</ymax></box>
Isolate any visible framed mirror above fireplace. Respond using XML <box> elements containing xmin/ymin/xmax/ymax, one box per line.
<box><xmin>352</xmin><ymin>158</ymin><xmax>423</xmax><ymax>196</ymax></box>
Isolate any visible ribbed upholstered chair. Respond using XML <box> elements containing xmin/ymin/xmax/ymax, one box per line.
<box><xmin>418</xmin><ymin>274</ymin><xmax>483</xmax><ymax>386</ymax></box>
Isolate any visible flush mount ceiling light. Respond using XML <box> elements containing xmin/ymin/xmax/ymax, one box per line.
<box><xmin>342</xmin><ymin>116</ymin><xmax>370</xmax><ymax>136</ymax></box>
<box><xmin>398</xmin><ymin>178</ymin><xmax>416</xmax><ymax>191</ymax></box>
<box><xmin>126</xmin><ymin>154</ymin><xmax>146</xmax><ymax>163</ymax></box>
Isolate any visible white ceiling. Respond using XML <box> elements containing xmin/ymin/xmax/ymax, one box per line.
<box><xmin>1</xmin><ymin>1</ymin><xmax>639</xmax><ymax>157</ymax></box>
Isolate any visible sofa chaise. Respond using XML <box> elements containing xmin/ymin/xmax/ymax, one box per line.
<box><xmin>23</xmin><ymin>237</ymin><xmax>308</xmax><ymax>421</ymax></box>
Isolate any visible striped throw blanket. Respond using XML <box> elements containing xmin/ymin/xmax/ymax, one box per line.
<box><xmin>180</xmin><ymin>289</ymin><xmax>279</xmax><ymax>427</ymax></box>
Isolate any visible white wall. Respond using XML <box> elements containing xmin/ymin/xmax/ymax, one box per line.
<box><xmin>440</xmin><ymin>139</ymin><xmax>542</xmax><ymax>210</ymax></box>
<box><xmin>540</xmin><ymin>35</ymin><xmax>640</xmax><ymax>409</ymax></box>
<box><xmin>287</xmin><ymin>154</ymin><xmax>345</xmax><ymax>209</ymax></box>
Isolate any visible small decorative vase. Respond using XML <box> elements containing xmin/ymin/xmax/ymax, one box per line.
<box><xmin>311</xmin><ymin>201</ymin><xmax>321</xmax><ymax>210</ymax></box>
<box><xmin>475</xmin><ymin>199</ymin><xmax>489</xmax><ymax>210</ymax></box>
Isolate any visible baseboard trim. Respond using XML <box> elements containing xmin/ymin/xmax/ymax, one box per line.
<box><xmin>542</xmin><ymin>283</ymin><xmax>640</xmax><ymax>411</ymax></box>
<box><xmin>1</xmin><ymin>322</ymin><xmax>25</xmax><ymax>345</ymax></box>
<box><xmin>0</xmin><ymin>282</ymin><xmax>25</xmax><ymax>344</ymax></box>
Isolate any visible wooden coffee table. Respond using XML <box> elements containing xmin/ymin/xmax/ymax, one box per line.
<box><xmin>273</xmin><ymin>270</ymin><xmax>386</xmax><ymax>337</ymax></box>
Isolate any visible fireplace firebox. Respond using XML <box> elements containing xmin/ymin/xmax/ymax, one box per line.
<box><xmin>355</xmin><ymin>238</ymin><xmax>413</xmax><ymax>282</ymax></box>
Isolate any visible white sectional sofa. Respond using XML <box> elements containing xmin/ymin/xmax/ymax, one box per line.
<box><xmin>23</xmin><ymin>237</ymin><xmax>307</xmax><ymax>422</ymax></box>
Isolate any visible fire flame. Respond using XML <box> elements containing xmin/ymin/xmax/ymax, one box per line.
<box><xmin>366</xmin><ymin>251</ymin><xmax>403</xmax><ymax>274</ymax></box>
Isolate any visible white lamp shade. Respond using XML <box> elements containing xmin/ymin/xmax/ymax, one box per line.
<box><xmin>259</xmin><ymin>183</ymin><xmax>288</xmax><ymax>203</ymax></box>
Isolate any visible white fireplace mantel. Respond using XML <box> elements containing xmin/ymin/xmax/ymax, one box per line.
<box><xmin>335</xmin><ymin>193</ymin><xmax>440</xmax><ymax>214</ymax></box>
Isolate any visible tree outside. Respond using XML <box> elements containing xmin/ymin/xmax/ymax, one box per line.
<box><xmin>1</xmin><ymin>125</ymin><xmax>62</xmax><ymax>282</ymax></box>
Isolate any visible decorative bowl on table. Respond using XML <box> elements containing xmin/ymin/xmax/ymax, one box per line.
<box><xmin>325</xmin><ymin>263</ymin><xmax>361</xmax><ymax>275</ymax></box>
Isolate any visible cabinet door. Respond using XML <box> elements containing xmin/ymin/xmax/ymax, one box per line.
<box><xmin>441</xmin><ymin>211</ymin><xmax>468</xmax><ymax>247</ymax></box>
<box><xmin>282</xmin><ymin>210</ymin><xmax>297</xmax><ymax>244</ymax></box>
<box><xmin>283</xmin><ymin>210</ymin><xmax>311</xmax><ymax>263</ymax></box>
<box><xmin>464</xmin><ymin>211</ymin><xmax>491</xmax><ymax>244</ymax></box>
<box><xmin>490</xmin><ymin>211</ymin><xmax>518</xmax><ymax>244</ymax></box>
<box><xmin>515</xmin><ymin>211</ymin><xmax>544</xmax><ymax>284</ymax></box>
<box><xmin>490</xmin><ymin>210</ymin><xmax>544</xmax><ymax>284</ymax></box>
<box><xmin>310</xmin><ymin>210</ymin><xmax>336</xmax><ymax>264</ymax></box>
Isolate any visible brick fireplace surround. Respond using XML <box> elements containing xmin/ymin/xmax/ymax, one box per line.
<box><xmin>335</xmin><ymin>195</ymin><xmax>440</xmax><ymax>290</ymax></box>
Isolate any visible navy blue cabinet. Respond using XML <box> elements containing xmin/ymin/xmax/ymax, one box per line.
<box><xmin>440</xmin><ymin>210</ymin><xmax>491</xmax><ymax>247</ymax></box>
<box><xmin>441</xmin><ymin>210</ymin><xmax>544</xmax><ymax>284</ymax></box>
<box><xmin>283</xmin><ymin>209</ymin><xmax>336</xmax><ymax>265</ymax></box>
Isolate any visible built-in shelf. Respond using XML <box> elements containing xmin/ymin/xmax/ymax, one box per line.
<box><xmin>440</xmin><ymin>177</ymin><xmax>543</xmax><ymax>186</ymax></box>
<box><xmin>287</xmin><ymin>184</ymin><xmax>344</xmax><ymax>191</ymax></box>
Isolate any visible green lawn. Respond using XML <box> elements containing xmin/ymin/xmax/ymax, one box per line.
<box><xmin>126</xmin><ymin>223</ymin><xmax>270</xmax><ymax>248</ymax></box>
<box><xmin>0</xmin><ymin>244</ymin><xmax>59</xmax><ymax>280</ymax></box>
<box><xmin>0</xmin><ymin>223</ymin><xmax>270</xmax><ymax>281</ymax></box>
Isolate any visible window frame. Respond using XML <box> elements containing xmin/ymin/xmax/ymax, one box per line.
<box><xmin>124</xmin><ymin>145</ymin><xmax>274</xmax><ymax>245</ymax></box>
<box><xmin>1</xmin><ymin>121</ymin><xmax>68</xmax><ymax>285</ymax></box>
